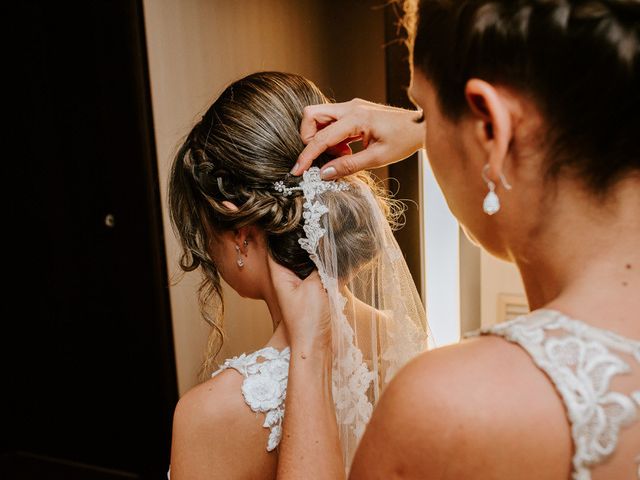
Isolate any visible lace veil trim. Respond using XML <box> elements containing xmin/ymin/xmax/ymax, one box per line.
<box><xmin>272</xmin><ymin>166</ymin><xmax>428</xmax><ymax>466</ymax></box>
<box><xmin>295</xmin><ymin>167</ymin><xmax>376</xmax><ymax>440</ymax></box>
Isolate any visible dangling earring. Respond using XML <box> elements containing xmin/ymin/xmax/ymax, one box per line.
<box><xmin>481</xmin><ymin>164</ymin><xmax>512</xmax><ymax>215</ymax></box>
<box><xmin>235</xmin><ymin>244</ymin><xmax>244</xmax><ymax>268</ymax></box>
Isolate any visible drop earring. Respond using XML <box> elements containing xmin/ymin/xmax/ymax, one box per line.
<box><xmin>481</xmin><ymin>164</ymin><xmax>512</xmax><ymax>215</ymax></box>
<box><xmin>235</xmin><ymin>244</ymin><xmax>244</xmax><ymax>268</ymax></box>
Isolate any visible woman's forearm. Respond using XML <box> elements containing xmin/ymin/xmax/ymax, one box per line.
<box><xmin>277</xmin><ymin>345</ymin><xmax>345</xmax><ymax>480</ymax></box>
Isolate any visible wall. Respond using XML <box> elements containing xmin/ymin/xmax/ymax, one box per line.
<box><xmin>142</xmin><ymin>0</ymin><xmax>387</xmax><ymax>395</ymax></box>
<box><xmin>480</xmin><ymin>251</ymin><xmax>527</xmax><ymax>327</ymax></box>
<box><xmin>459</xmin><ymin>230</ymin><xmax>481</xmax><ymax>334</ymax></box>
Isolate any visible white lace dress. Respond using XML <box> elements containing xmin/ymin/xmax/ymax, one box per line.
<box><xmin>211</xmin><ymin>346</ymin><xmax>291</xmax><ymax>451</ymax></box>
<box><xmin>167</xmin><ymin>346</ymin><xmax>290</xmax><ymax>479</ymax></box>
<box><xmin>471</xmin><ymin>309</ymin><xmax>640</xmax><ymax>480</ymax></box>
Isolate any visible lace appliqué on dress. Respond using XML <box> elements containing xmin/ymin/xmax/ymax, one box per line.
<box><xmin>212</xmin><ymin>346</ymin><xmax>291</xmax><ymax>452</ymax></box>
<box><xmin>474</xmin><ymin>310</ymin><xmax>640</xmax><ymax>480</ymax></box>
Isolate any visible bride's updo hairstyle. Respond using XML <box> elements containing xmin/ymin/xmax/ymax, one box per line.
<box><xmin>168</xmin><ymin>72</ymin><xmax>394</xmax><ymax>374</ymax></box>
<box><xmin>404</xmin><ymin>0</ymin><xmax>639</xmax><ymax>193</ymax></box>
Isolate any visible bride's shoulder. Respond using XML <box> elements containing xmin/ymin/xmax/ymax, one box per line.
<box><xmin>173</xmin><ymin>367</ymin><xmax>247</xmax><ymax>429</ymax></box>
<box><xmin>350</xmin><ymin>336</ymin><xmax>572</xmax><ymax>480</ymax></box>
<box><xmin>170</xmin><ymin>360</ymin><xmax>277</xmax><ymax>479</ymax></box>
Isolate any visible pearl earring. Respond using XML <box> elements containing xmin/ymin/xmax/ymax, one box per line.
<box><xmin>481</xmin><ymin>164</ymin><xmax>512</xmax><ymax>215</ymax></box>
<box><xmin>235</xmin><ymin>244</ymin><xmax>244</xmax><ymax>268</ymax></box>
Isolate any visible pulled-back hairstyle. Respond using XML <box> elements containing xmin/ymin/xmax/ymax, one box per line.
<box><xmin>404</xmin><ymin>0</ymin><xmax>640</xmax><ymax>192</ymax></box>
<box><xmin>168</xmin><ymin>72</ymin><xmax>396</xmax><ymax>376</ymax></box>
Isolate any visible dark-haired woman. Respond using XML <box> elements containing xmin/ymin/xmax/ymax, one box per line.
<box><xmin>275</xmin><ymin>1</ymin><xmax>640</xmax><ymax>479</ymax></box>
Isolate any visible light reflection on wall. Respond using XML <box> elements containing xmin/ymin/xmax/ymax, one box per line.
<box><xmin>419</xmin><ymin>149</ymin><xmax>461</xmax><ymax>346</ymax></box>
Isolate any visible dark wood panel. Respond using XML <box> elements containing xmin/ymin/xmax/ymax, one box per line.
<box><xmin>3</xmin><ymin>1</ymin><xmax>178</xmax><ymax>478</ymax></box>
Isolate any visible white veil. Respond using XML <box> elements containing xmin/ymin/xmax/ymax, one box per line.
<box><xmin>275</xmin><ymin>167</ymin><xmax>430</xmax><ymax>468</ymax></box>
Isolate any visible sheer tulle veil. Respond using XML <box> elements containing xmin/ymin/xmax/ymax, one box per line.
<box><xmin>274</xmin><ymin>167</ymin><xmax>430</xmax><ymax>468</ymax></box>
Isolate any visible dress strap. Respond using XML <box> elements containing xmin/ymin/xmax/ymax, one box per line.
<box><xmin>213</xmin><ymin>346</ymin><xmax>290</xmax><ymax>451</ymax></box>
<box><xmin>469</xmin><ymin>309</ymin><xmax>640</xmax><ymax>480</ymax></box>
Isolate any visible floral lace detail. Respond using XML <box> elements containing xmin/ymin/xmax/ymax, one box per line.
<box><xmin>296</xmin><ymin>167</ymin><xmax>350</xmax><ymax>280</ymax></box>
<box><xmin>212</xmin><ymin>346</ymin><xmax>290</xmax><ymax>451</ymax></box>
<box><xmin>295</xmin><ymin>167</ymin><xmax>376</xmax><ymax>440</ymax></box>
<box><xmin>381</xmin><ymin>313</ymin><xmax>426</xmax><ymax>383</ymax></box>
<box><xmin>381</xmin><ymin>242</ymin><xmax>429</xmax><ymax>382</ymax></box>
<box><xmin>472</xmin><ymin>310</ymin><xmax>640</xmax><ymax>480</ymax></box>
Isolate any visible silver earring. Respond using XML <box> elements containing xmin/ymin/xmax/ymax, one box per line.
<box><xmin>481</xmin><ymin>164</ymin><xmax>512</xmax><ymax>215</ymax></box>
<box><xmin>243</xmin><ymin>239</ymin><xmax>248</xmax><ymax>248</ymax></box>
<box><xmin>235</xmin><ymin>244</ymin><xmax>244</xmax><ymax>268</ymax></box>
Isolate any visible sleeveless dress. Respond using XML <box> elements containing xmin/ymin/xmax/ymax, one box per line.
<box><xmin>167</xmin><ymin>346</ymin><xmax>290</xmax><ymax>479</ymax></box>
<box><xmin>470</xmin><ymin>309</ymin><xmax>640</xmax><ymax>480</ymax></box>
<box><xmin>211</xmin><ymin>346</ymin><xmax>291</xmax><ymax>452</ymax></box>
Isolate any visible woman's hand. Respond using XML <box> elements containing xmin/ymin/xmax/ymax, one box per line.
<box><xmin>267</xmin><ymin>257</ymin><xmax>332</xmax><ymax>353</ymax></box>
<box><xmin>269</xmin><ymin>258</ymin><xmax>345</xmax><ymax>479</ymax></box>
<box><xmin>291</xmin><ymin>98</ymin><xmax>425</xmax><ymax>179</ymax></box>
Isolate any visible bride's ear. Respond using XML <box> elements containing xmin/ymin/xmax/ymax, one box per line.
<box><xmin>222</xmin><ymin>200</ymin><xmax>239</xmax><ymax>212</ymax></box>
<box><xmin>219</xmin><ymin>201</ymin><xmax>253</xmax><ymax>251</ymax></box>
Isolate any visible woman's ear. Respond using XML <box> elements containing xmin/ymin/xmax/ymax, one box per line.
<box><xmin>464</xmin><ymin>79</ymin><xmax>513</xmax><ymax>179</ymax></box>
<box><xmin>233</xmin><ymin>226</ymin><xmax>252</xmax><ymax>253</ymax></box>
<box><xmin>219</xmin><ymin>201</ymin><xmax>250</xmax><ymax>251</ymax></box>
<box><xmin>222</xmin><ymin>200</ymin><xmax>239</xmax><ymax>212</ymax></box>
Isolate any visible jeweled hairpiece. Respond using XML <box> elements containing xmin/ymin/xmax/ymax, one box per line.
<box><xmin>273</xmin><ymin>167</ymin><xmax>349</xmax><ymax>198</ymax></box>
<box><xmin>273</xmin><ymin>180</ymin><xmax>303</xmax><ymax>196</ymax></box>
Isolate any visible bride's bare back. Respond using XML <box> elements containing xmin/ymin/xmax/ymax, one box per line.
<box><xmin>170</xmin><ymin>350</ymin><xmax>283</xmax><ymax>480</ymax></box>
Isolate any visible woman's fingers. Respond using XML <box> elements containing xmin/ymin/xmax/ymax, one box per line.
<box><xmin>319</xmin><ymin>148</ymin><xmax>380</xmax><ymax>180</ymax></box>
<box><xmin>293</xmin><ymin>117</ymin><xmax>362</xmax><ymax>174</ymax></box>
<box><xmin>299</xmin><ymin>103</ymin><xmax>348</xmax><ymax>143</ymax></box>
<box><xmin>268</xmin><ymin>257</ymin><xmax>301</xmax><ymax>297</ymax></box>
<box><xmin>294</xmin><ymin>99</ymin><xmax>424</xmax><ymax>177</ymax></box>
<box><xmin>326</xmin><ymin>140</ymin><xmax>354</xmax><ymax>158</ymax></box>
<box><xmin>267</xmin><ymin>257</ymin><xmax>325</xmax><ymax>308</ymax></box>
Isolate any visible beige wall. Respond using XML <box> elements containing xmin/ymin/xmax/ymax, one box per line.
<box><xmin>459</xmin><ymin>229</ymin><xmax>481</xmax><ymax>334</ymax></box>
<box><xmin>142</xmin><ymin>0</ymin><xmax>387</xmax><ymax>395</ymax></box>
<box><xmin>480</xmin><ymin>251</ymin><xmax>527</xmax><ymax>327</ymax></box>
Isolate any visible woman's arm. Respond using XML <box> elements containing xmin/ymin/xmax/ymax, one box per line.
<box><xmin>277</xmin><ymin>345</ymin><xmax>344</xmax><ymax>479</ymax></box>
<box><xmin>292</xmin><ymin>99</ymin><xmax>425</xmax><ymax>179</ymax></box>
<box><xmin>268</xmin><ymin>261</ymin><xmax>346</xmax><ymax>479</ymax></box>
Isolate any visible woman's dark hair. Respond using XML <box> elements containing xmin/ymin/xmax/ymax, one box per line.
<box><xmin>168</xmin><ymin>72</ymin><xmax>395</xmax><ymax>376</ymax></box>
<box><xmin>404</xmin><ymin>0</ymin><xmax>640</xmax><ymax>192</ymax></box>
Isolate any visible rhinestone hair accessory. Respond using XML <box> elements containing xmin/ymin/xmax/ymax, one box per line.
<box><xmin>273</xmin><ymin>167</ymin><xmax>349</xmax><ymax>198</ymax></box>
<box><xmin>273</xmin><ymin>180</ymin><xmax>302</xmax><ymax>196</ymax></box>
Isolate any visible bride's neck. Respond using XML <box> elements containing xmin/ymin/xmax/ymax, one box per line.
<box><xmin>266</xmin><ymin>322</ymin><xmax>289</xmax><ymax>350</ymax></box>
<box><xmin>263</xmin><ymin>281</ymin><xmax>290</xmax><ymax>350</ymax></box>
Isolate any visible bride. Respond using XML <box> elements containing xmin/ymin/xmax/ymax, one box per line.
<box><xmin>166</xmin><ymin>71</ymin><xmax>429</xmax><ymax>479</ymax></box>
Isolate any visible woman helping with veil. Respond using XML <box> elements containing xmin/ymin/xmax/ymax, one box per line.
<box><xmin>277</xmin><ymin>1</ymin><xmax>640</xmax><ymax>479</ymax></box>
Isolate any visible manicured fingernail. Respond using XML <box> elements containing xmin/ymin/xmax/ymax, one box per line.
<box><xmin>321</xmin><ymin>167</ymin><xmax>336</xmax><ymax>180</ymax></box>
<box><xmin>290</xmin><ymin>162</ymin><xmax>300</xmax><ymax>175</ymax></box>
